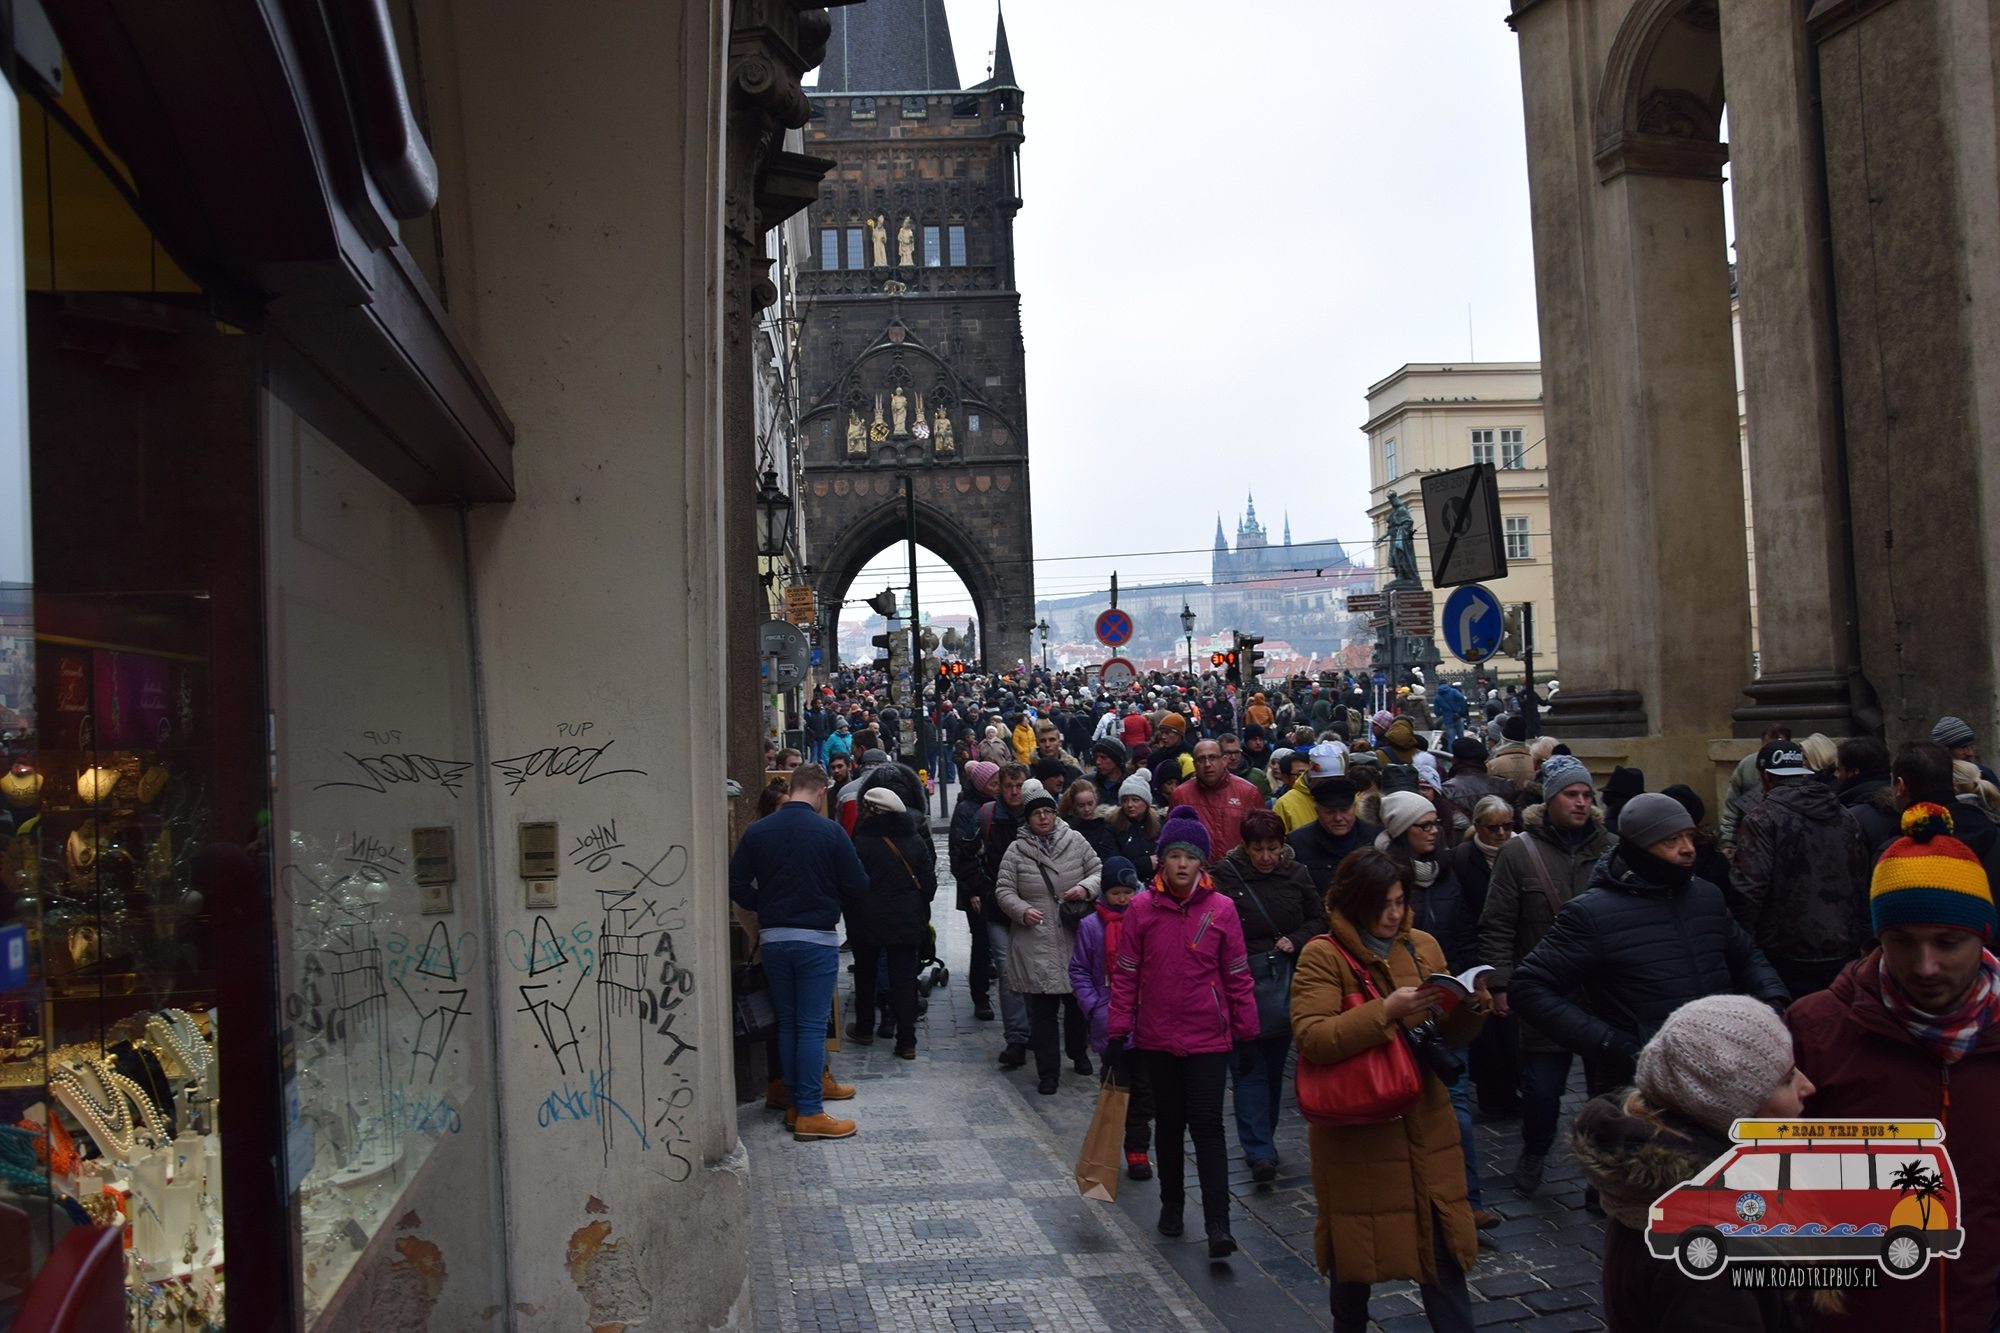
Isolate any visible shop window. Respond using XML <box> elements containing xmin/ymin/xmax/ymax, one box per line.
<box><xmin>947</xmin><ymin>225</ymin><xmax>966</xmax><ymax>267</ymax></box>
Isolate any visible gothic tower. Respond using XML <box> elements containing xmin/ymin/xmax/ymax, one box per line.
<box><xmin>795</xmin><ymin>2</ymin><xmax>1037</xmax><ymax>669</ymax></box>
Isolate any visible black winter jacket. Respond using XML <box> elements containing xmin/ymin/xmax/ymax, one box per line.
<box><xmin>1393</xmin><ymin>848</ymin><xmax>1479</xmax><ymax>975</ymax></box>
<box><xmin>1286</xmin><ymin>818</ymin><xmax>1383</xmax><ymax>895</ymax></box>
<box><xmin>1448</xmin><ymin>838</ymin><xmax>1500</xmax><ymax>920</ymax></box>
<box><xmin>1728</xmin><ymin>779</ymin><xmax>1871</xmax><ymax>965</ymax></box>
<box><xmin>848</xmin><ymin>812</ymin><xmax>939</xmax><ymax>947</ymax></box>
<box><xmin>1836</xmin><ymin>771</ymin><xmax>1899</xmax><ymax>858</ymax></box>
<box><xmin>1207</xmin><ymin>845</ymin><xmax>1327</xmax><ymax>956</ymax></box>
<box><xmin>947</xmin><ymin>792</ymin><xmax>988</xmax><ymax>912</ymax></box>
<box><xmin>1513</xmin><ymin>847</ymin><xmax>1788</xmax><ymax>1066</ymax></box>
<box><xmin>1066</xmin><ymin>813</ymin><xmax>1120</xmax><ymax>868</ymax></box>
<box><xmin>1109</xmin><ymin>816</ymin><xmax>1158</xmax><ymax>886</ymax></box>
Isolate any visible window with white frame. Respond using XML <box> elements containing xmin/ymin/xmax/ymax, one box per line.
<box><xmin>820</xmin><ymin>227</ymin><xmax>841</xmax><ymax>270</ymax></box>
<box><xmin>1470</xmin><ymin>428</ymin><xmax>1494</xmax><ymax>466</ymax></box>
<box><xmin>1383</xmin><ymin>437</ymin><xmax>1398</xmax><ymax>480</ymax></box>
<box><xmin>1501</xmin><ymin>428</ymin><xmax>1526</xmax><ymax>469</ymax></box>
<box><xmin>1504</xmin><ymin>515</ymin><xmax>1532</xmax><ymax>560</ymax></box>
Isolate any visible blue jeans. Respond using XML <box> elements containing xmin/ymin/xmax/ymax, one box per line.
<box><xmin>763</xmin><ymin>940</ymin><xmax>839</xmax><ymax>1119</ymax></box>
<box><xmin>1520</xmin><ymin>1049</ymin><xmax>1575</xmax><ymax>1157</ymax></box>
<box><xmin>1448</xmin><ymin>1064</ymin><xmax>1483</xmax><ymax>1206</ymax></box>
<box><xmin>984</xmin><ymin>921</ymin><xmax>1031</xmax><ymax>1044</ymax></box>
<box><xmin>1230</xmin><ymin>1031</ymin><xmax>1291</xmax><ymax>1164</ymax></box>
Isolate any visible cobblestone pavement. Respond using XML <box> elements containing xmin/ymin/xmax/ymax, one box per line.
<box><xmin>743</xmin><ymin>820</ymin><xmax>1607</xmax><ymax>1331</ymax></box>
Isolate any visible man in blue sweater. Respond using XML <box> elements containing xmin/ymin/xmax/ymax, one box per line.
<box><xmin>729</xmin><ymin>764</ymin><xmax>869</xmax><ymax>1141</ymax></box>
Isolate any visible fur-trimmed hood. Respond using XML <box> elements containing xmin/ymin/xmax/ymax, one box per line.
<box><xmin>1572</xmin><ymin>1093</ymin><xmax>1727</xmax><ymax>1231</ymax></box>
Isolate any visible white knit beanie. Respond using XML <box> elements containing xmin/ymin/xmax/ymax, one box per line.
<box><xmin>1118</xmin><ymin>769</ymin><xmax>1155</xmax><ymax>805</ymax></box>
<box><xmin>1637</xmin><ymin>995</ymin><xmax>1794</xmax><ymax>1138</ymax></box>
<box><xmin>1375</xmin><ymin>791</ymin><xmax>1434</xmax><ymax>843</ymax></box>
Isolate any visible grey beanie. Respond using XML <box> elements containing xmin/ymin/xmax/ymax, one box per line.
<box><xmin>1637</xmin><ymin>995</ymin><xmax>1794</xmax><ymax>1138</ymax></box>
<box><xmin>1933</xmin><ymin>715</ymin><xmax>1978</xmax><ymax>750</ymax></box>
<box><xmin>1617</xmin><ymin>792</ymin><xmax>1694</xmax><ymax>849</ymax></box>
<box><xmin>1117</xmin><ymin>769</ymin><xmax>1155</xmax><ymax>805</ymax></box>
<box><xmin>1538</xmin><ymin>754</ymin><xmax>1593</xmax><ymax>798</ymax></box>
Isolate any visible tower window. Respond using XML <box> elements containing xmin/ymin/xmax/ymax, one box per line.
<box><xmin>1470</xmin><ymin>428</ymin><xmax>1494</xmax><ymax>467</ymax></box>
<box><xmin>820</xmin><ymin>228</ymin><xmax>841</xmax><ymax>270</ymax></box>
<box><xmin>1504</xmin><ymin>516</ymin><xmax>1532</xmax><ymax>560</ymax></box>
<box><xmin>900</xmin><ymin>96</ymin><xmax>927</xmax><ymax>119</ymax></box>
<box><xmin>947</xmin><ymin>225</ymin><xmax>967</xmax><ymax>266</ymax></box>
<box><xmin>923</xmin><ymin>226</ymin><xmax>942</xmax><ymax>267</ymax></box>
<box><xmin>952</xmin><ymin>95</ymin><xmax>981</xmax><ymax>117</ymax></box>
<box><xmin>1383</xmin><ymin>437</ymin><xmax>1398</xmax><ymax>481</ymax></box>
<box><xmin>1500</xmin><ymin>428</ymin><xmax>1526</xmax><ymax>469</ymax></box>
<box><xmin>851</xmin><ymin>97</ymin><xmax>876</xmax><ymax>120</ymax></box>
<box><xmin>845</xmin><ymin>228</ymin><xmax>864</xmax><ymax>270</ymax></box>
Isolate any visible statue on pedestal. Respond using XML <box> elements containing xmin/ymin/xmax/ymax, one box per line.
<box><xmin>1385</xmin><ymin>490</ymin><xmax>1420</xmax><ymax>586</ymax></box>
<box><xmin>932</xmin><ymin>406</ymin><xmax>955</xmax><ymax>455</ymax></box>
<box><xmin>897</xmin><ymin>216</ymin><xmax>916</xmax><ymax>268</ymax></box>
<box><xmin>845</xmin><ymin>410</ymin><xmax>867</xmax><ymax>456</ymax></box>
<box><xmin>867</xmin><ymin>215</ymin><xmax>888</xmax><ymax>268</ymax></box>
<box><xmin>890</xmin><ymin>386</ymin><xmax>909</xmax><ymax>436</ymax></box>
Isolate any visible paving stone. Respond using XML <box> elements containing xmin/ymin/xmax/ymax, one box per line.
<box><xmin>1521</xmin><ymin>1284</ymin><xmax>1599</xmax><ymax>1314</ymax></box>
<box><xmin>1472</xmin><ymin>1270</ymin><xmax>1550</xmax><ymax>1299</ymax></box>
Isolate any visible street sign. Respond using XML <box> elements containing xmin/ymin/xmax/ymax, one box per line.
<box><xmin>1371</xmin><ymin>671</ymin><xmax>1387</xmax><ymax>686</ymax></box>
<box><xmin>1346</xmin><ymin>592</ymin><xmax>1384</xmax><ymax>614</ymax></box>
<box><xmin>1095</xmin><ymin>608</ymin><xmax>1134</xmax><ymax>648</ymax></box>
<box><xmin>1442</xmin><ymin>584</ymin><xmax>1504</xmax><ymax>664</ymax></box>
<box><xmin>783</xmin><ymin>585</ymin><xmax>816</xmax><ymax>625</ymax></box>
<box><xmin>1099</xmin><ymin>657</ymin><xmax>1138</xmax><ymax>688</ymax></box>
<box><xmin>1420</xmin><ymin>463</ymin><xmax>1507</xmax><ymax>588</ymax></box>
<box><xmin>757</xmin><ymin>618</ymin><xmax>812</xmax><ymax>688</ymax></box>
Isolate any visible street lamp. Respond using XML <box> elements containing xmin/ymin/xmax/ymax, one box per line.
<box><xmin>754</xmin><ymin>468</ymin><xmax>794</xmax><ymax>561</ymax></box>
<box><xmin>1180</xmin><ymin>602</ymin><xmax>1196</xmax><ymax>676</ymax></box>
<box><xmin>1035</xmin><ymin>618</ymin><xmax>1051</xmax><ymax>670</ymax></box>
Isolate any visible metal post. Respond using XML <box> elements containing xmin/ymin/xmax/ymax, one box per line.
<box><xmin>903</xmin><ymin>475</ymin><xmax>924</xmax><ymax>784</ymax></box>
<box><xmin>1186</xmin><ymin>635</ymin><xmax>1194</xmax><ymax>675</ymax></box>
<box><xmin>1521</xmin><ymin>603</ymin><xmax>1540</xmax><ymax>739</ymax></box>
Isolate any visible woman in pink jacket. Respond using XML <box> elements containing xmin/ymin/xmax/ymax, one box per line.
<box><xmin>1106</xmin><ymin>805</ymin><xmax>1260</xmax><ymax>1259</ymax></box>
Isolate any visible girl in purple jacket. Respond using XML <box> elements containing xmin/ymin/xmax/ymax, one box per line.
<box><xmin>1105</xmin><ymin>807</ymin><xmax>1261</xmax><ymax>1259</ymax></box>
<box><xmin>1069</xmin><ymin>856</ymin><xmax>1157</xmax><ymax>1181</ymax></box>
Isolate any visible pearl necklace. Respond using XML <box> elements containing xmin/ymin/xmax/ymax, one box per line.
<box><xmin>105</xmin><ymin>1068</ymin><xmax>169</xmax><ymax>1147</ymax></box>
<box><xmin>147</xmin><ymin>1012</ymin><xmax>211</xmax><ymax>1079</ymax></box>
<box><xmin>52</xmin><ymin>1059</ymin><xmax>136</xmax><ymax>1158</ymax></box>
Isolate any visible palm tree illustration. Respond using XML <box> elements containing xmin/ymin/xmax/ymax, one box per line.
<box><xmin>1889</xmin><ymin>1161</ymin><xmax>1949</xmax><ymax>1229</ymax></box>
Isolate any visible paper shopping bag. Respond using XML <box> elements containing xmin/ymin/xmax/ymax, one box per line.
<box><xmin>1074</xmin><ymin>1075</ymin><xmax>1131</xmax><ymax>1203</ymax></box>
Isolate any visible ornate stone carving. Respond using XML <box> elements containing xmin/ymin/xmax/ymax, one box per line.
<box><xmin>1637</xmin><ymin>88</ymin><xmax>1719</xmax><ymax>141</ymax></box>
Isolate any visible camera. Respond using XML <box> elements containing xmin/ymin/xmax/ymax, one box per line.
<box><xmin>1406</xmin><ymin>1017</ymin><xmax>1465</xmax><ymax>1084</ymax></box>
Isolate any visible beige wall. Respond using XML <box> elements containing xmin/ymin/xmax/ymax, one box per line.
<box><xmin>1361</xmin><ymin>363</ymin><xmax>1558</xmax><ymax>677</ymax></box>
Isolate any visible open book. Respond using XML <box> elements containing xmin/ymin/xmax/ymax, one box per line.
<box><xmin>1416</xmin><ymin>965</ymin><xmax>1495</xmax><ymax>1012</ymax></box>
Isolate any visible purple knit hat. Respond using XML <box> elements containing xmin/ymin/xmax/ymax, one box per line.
<box><xmin>1157</xmin><ymin>805</ymin><xmax>1211</xmax><ymax>860</ymax></box>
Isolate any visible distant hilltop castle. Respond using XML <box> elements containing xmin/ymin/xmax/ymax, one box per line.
<box><xmin>1210</xmin><ymin>493</ymin><xmax>1355</xmax><ymax>588</ymax></box>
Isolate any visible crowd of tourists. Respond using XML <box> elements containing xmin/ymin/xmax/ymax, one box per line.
<box><xmin>729</xmin><ymin>664</ymin><xmax>2000</xmax><ymax>1333</ymax></box>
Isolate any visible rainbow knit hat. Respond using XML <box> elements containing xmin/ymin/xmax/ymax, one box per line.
<box><xmin>1870</xmin><ymin>803</ymin><xmax>1997</xmax><ymax>939</ymax></box>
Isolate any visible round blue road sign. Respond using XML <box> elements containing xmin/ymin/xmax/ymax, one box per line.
<box><xmin>1443</xmin><ymin>584</ymin><xmax>1504</xmax><ymax>664</ymax></box>
<box><xmin>1095</xmin><ymin>608</ymin><xmax>1134</xmax><ymax>648</ymax></box>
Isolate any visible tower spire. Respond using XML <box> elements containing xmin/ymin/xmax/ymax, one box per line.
<box><xmin>990</xmin><ymin>0</ymin><xmax>1017</xmax><ymax>87</ymax></box>
<box><xmin>1284</xmin><ymin>511</ymin><xmax>1292</xmax><ymax>545</ymax></box>
<box><xmin>1213</xmin><ymin>514</ymin><xmax>1228</xmax><ymax>552</ymax></box>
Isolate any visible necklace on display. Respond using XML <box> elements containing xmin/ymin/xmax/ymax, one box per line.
<box><xmin>105</xmin><ymin>1067</ymin><xmax>169</xmax><ymax>1148</ymax></box>
<box><xmin>52</xmin><ymin>1060</ymin><xmax>136</xmax><ymax>1158</ymax></box>
<box><xmin>148</xmin><ymin>1012</ymin><xmax>211</xmax><ymax>1080</ymax></box>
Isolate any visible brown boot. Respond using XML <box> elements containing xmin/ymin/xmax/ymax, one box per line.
<box><xmin>791</xmin><ymin>1112</ymin><xmax>857</xmax><ymax>1142</ymax></box>
<box><xmin>766</xmin><ymin>1078</ymin><xmax>790</xmax><ymax>1111</ymax></box>
<box><xmin>821</xmin><ymin>1071</ymin><xmax>855</xmax><ymax>1102</ymax></box>
<box><xmin>784</xmin><ymin>1107</ymin><xmax>798</xmax><ymax>1131</ymax></box>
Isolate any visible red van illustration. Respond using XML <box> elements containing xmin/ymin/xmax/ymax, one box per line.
<box><xmin>1644</xmin><ymin>1120</ymin><xmax>1964</xmax><ymax>1280</ymax></box>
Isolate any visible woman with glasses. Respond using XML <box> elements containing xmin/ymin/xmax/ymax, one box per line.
<box><xmin>1376</xmin><ymin>791</ymin><xmax>1496</xmax><ymax>1229</ymax></box>
<box><xmin>1293</xmin><ymin>850</ymin><xmax>1486</xmax><ymax>1333</ymax></box>
<box><xmin>1451</xmin><ymin>795</ymin><xmax>1520</xmax><ymax>1117</ymax></box>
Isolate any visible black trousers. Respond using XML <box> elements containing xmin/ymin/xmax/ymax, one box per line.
<box><xmin>1468</xmin><ymin>1012</ymin><xmax>1520</xmax><ymax>1115</ymax></box>
<box><xmin>1144</xmin><ymin>1050</ymin><xmax>1231</xmax><ymax>1229</ymax></box>
<box><xmin>1027</xmin><ymin>992</ymin><xmax>1088</xmax><ymax>1079</ymax></box>
<box><xmin>964</xmin><ymin>909</ymin><xmax>992</xmax><ymax>1003</ymax></box>
<box><xmin>852</xmin><ymin>943</ymin><xmax>918</xmax><ymax>1048</ymax></box>
<box><xmin>1120</xmin><ymin>1059</ymin><xmax>1155</xmax><ymax>1154</ymax></box>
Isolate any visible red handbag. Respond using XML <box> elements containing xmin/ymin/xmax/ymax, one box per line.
<box><xmin>1294</xmin><ymin>937</ymin><xmax>1422</xmax><ymax>1128</ymax></box>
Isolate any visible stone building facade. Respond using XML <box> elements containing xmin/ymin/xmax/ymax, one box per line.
<box><xmin>795</xmin><ymin>2</ymin><xmax>1038</xmax><ymax>668</ymax></box>
<box><xmin>1511</xmin><ymin>0</ymin><xmax>2000</xmax><ymax>798</ymax></box>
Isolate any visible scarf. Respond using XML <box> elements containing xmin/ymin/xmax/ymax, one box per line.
<box><xmin>1359</xmin><ymin>928</ymin><xmax>1395</xmax><ymax>959</ymax></box>
<box><xmin>1028</xmin><ymin>829</ymin><xmax>1061</xmax><ymax>857</ymax></box>
<box><xmin>1411</xmin><ymin>856</ymin><xmax>1440</xmax><ymax>889</ymax></box>
<box><xmin>1478</xmin><ymin>836</ymin><xmax>1505</xmax><ymax>869</ymax></box>
<box><xmin>1877</xmin><ymin>950</ymin><xmax>2000</xmax><ymax>1064</ymax></box>
<box><xmin>1097</xmin><ymin>901</ymin><xmax>1128</xmax><ymax>971</ymax></box>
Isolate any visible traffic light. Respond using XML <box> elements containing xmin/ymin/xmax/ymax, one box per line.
<box><xmin>872</xmin><ymin>631</ymin><xmax>895</xmax><ymax>675</ymax></box>
<box><xmin>865</xmin><ymin>589</ymin><xmax>898</xmax><ymax>618</ymax></box>
<box><xmin>1223</xmin><ymin>648</ymin><xmax>1240</xmax><ymax>685</ymax></box>
<box><xmin>1210</xmin><ymin>651</ymin><xmax>1225</xmax><ymax>668</ymax></box>
<box><xmin>950</xmin><ymin>661</ymin><xmax>966</xmax><ymax>676</ymax></box>
<box><xmin>1240</xmin><ymin>633</ymin><xmax>1266</xmax><ymax>688</ymax></box>
<box><xmin>1499</xmin><ymin>606</ymin><xmax>1536</xmax><ymax>659</ymax></box>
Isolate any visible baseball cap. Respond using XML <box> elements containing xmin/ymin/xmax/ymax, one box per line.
<box><xmin>1757</xmin><ymin>739</ymin><xmax>1813</xmax><ymax>778</ymax></box>
<box><xmin>1307</xmin><ymin>742</ymin><xmax>1346</xmax><ymax>781</ymax></box>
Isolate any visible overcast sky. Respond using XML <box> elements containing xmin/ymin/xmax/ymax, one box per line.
<box><xmin>847</xmin><ymin>1</ymin><xmax>1543</xmax><ymax>621</ymax></box>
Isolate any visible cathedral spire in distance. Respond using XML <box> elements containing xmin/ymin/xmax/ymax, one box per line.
<box><xmin>1284</xmin><ymin>511</ymin><xmax>1292</xmax><ymax>546</ymax></box>
<box><xmin>1213</xmin><ymin>513</ymin><xmax>1228</xmax><ymax>552</ymax></box>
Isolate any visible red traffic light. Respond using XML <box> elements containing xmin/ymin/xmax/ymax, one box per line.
<box><xmin>1210</xmin><ymin>652</ymin><xmax>1224</xmax><ymax>666</ymax></box>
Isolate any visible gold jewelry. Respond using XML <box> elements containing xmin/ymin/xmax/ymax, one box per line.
<box><xmin>0</xmin><ymin>767</ymin><xmax>40</xmax><ymax>809</ymax></box>
<box><xmin>75</xmin><ymin>766</ymin><xmax>121</xmax><ymax>806</ymax></box>
<box><xmin>138</xmin><ymin>766</ymin><xmax>168</xmax><ymax>804</ymax></box>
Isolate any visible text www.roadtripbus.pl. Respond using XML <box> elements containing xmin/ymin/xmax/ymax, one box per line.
<box><xmin>1731</xmin><ymin>1265</ymin><xmax>1882</xmax><ymax>1290</ymax></box>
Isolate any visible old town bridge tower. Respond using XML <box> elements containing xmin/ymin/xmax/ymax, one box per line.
<box><xmin>796</xmin><ymin>0</ymin><xmax>1036</xmax><ymax>668</ymax></box>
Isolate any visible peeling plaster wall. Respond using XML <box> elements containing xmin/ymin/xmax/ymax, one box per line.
<box><xmin>425</xmin><ymin>0</ymin><xmax>751</xmax><ymax>1327</ymax></box>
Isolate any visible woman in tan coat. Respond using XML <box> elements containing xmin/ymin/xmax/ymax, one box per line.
<box><xmin>1292</xmin><ymin>848</ymin><xmax>1487</xmax><ymax>1333</ymax></box>
<box><xmin>995</xmin><ymin>781</ymin><xmax>1101</xmax><ymax>1094</ymax></box>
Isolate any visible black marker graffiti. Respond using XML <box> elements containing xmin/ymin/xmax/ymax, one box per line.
<box><xmin>490</xmin><ymin>739</ymin><xmax>647</xmax><ymax>796</ymax></box>
<box><xmin>314</xmin><ymin>752</ymin><xmax>476</xmax><ymax>798</ymax></box>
